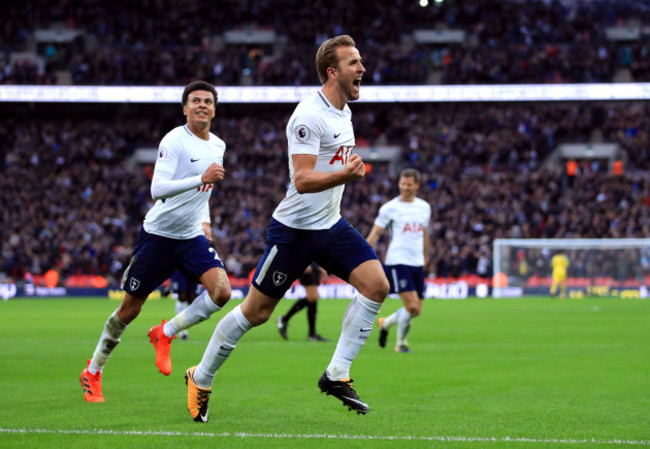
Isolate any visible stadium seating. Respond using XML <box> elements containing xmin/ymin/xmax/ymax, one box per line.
<box><xmin>2</xmin><ymin>1</ymin><xmax>650</xmax><ymax>288</ymax></box>
<box><xmin>2</xmin><ymin>0</ymin><xmax>650</xmax><ymax>85</ymax></box>
<box><xmin>1</xmin><ymin>101</ymin><xmax>649</xmax><ymax>287</ymax></box>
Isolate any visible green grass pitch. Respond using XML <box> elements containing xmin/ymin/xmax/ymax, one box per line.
<box><xmin>1</xmin><ymin>296</ymin><xmax>649</xmax><ymax>448</ymax></box>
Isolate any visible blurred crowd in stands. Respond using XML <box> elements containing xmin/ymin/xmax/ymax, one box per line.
<box><xmin>2</xmin><ymin>0</ymin><xmax>649</xmax><ymax>288</ymax></box>
<box><xmin>2</xmin><ymin>101</ymin><xmax>649</xmax><ymax>287</ymax></box>
<box><xmin>2</xmin><ymin>0</ymin><xmax>650</xmax><ymax>86</ymax></box>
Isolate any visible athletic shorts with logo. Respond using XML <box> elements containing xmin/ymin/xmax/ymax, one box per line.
<box><xmin>384</xmin><ymin>264</ymin><xmax>425</xmax><ymax>299</ymax></box>
<box><xmin>252</xmin><ymin>217</ymin><xmax>378</xmax><ymax>299</ymax></box>
<box><xmin>122</xmin><ymin>227</ymin><xmax>224</xmax><ymax>297</ymax></box>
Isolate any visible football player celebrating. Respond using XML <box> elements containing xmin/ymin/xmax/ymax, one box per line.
<box><xmin>80</xmin><ymin>81</ymin><xmax>231</xmax><ymax>403</ymax></box>
<box><xmin>184</xmin><ymin>35</ymin><xmax>389</xmax><ymax>422</ymax></box>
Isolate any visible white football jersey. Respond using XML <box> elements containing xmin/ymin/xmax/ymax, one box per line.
<box><xmin>272</xmin><ymin>91</ymin><xmax>355</xmax><ymax>230</ymax></box>
<box><xmin>375</xmin><ymin>196</ymin><xmax>431</xmax><ymax>267</ymax></box>
<box><xmin>144</xmin><ymin>125</ymin><xmax>225</xmax><ymax>239</ymax></box>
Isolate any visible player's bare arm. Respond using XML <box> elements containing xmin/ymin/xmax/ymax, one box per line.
<box><xmin>423</xmin><ymin>230</ymin><xmax>430</xmax><ymax>267</ymax></box>
<box><xmin>293</xmin><ymin>153</ymin><xmax>365</xmax><ymax>194</ymax></box>
<box><xmin>201</xmin><ymin>162</ymin><xmax>225</xmax><ymax>184</ymax></box>
<box><xmin>366</xmin><ymin>224</ymin><xmax>386</xmax><ymax>247</ymax></box>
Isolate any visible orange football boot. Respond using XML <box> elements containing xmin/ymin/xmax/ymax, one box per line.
<box><xmin>148</xmin><ymin>319</ymin><xmax>177</xmax><ymax>375</ymax></box>
<box><xmin>80</xmin><ymin>359</ymin><xmax>104</xmax><ymax>403</ymax></box>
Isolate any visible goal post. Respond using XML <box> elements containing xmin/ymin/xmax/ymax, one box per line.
<box><xmin>492</xmin><ymin>238</ymin><xmax>650</xmax><ymax>298</ymax></box>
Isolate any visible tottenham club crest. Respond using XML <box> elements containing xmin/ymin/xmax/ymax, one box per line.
<box><xmin>130</xmin><ymin>277</ymin><xmax>141</xmax><ymax>291</ymax></box>
<box><xmin>272</xmin><ymin>271</ymin><xmax>287</xmax><ymax>286</ymax></box>
<box><xmin>295</xmin><ymin>125</ymin><xmax>310</xmax><ymax>142</ymax></box>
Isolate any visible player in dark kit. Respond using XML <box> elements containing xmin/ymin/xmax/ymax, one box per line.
<box><xmin>277</xmin><ymin>262</ymin><xmax>330</xmax><ymax>342</ymax></box>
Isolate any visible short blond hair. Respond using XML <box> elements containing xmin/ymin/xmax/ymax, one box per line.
<box><xmin>315</xmin><ymin>35</ymin><xmax>356</xmax><ymax>84</ymax></box>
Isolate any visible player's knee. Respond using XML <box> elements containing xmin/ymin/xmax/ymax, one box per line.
<box><xmin>406</xmin><ymin>303</ymin><xmax>421</xmax><ymax>317</ymax></box>
<box><xmin>243</xmin><ymin>306</ymin><xmax>273</xmax><ymax>326</ymax></box>
<box><xmin>378</xmin><ymin>277</ymin><xmax>390</xmax><ymax>298</ymax></box>
<box><xmin>217</xmin><ymin>283</ymin><xmax>231</xmax><ymax>304</ymax></box>
<box><xmin>363</xmin><ymin>277</ymin><xmax>389</xmax><ymax>302</ymax></box>
<box><xmin>207</xmin><ymin>275</ymin><xmax>231</xmax><ymax>307</ymax></box>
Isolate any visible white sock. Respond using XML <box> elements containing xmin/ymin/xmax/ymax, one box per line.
<box><xmin>193</xmin><ymin>304</ymin><xmax>251</xmax><ymax>388</ymax></box>
<box><xmin>326</xmin><ymin>293</ymin><xmax>382</xmax><ymax>381</ymax></box>
<box><xmin>174</xmin><ymin>300</ymin><xmax>189</xmax><ymax>338</ymax></box>
<box><xmin>396</xmin><ymin>307</ymin><xmax>412</xmax><ymax>347</ymax></box>
<box><xmin>89</xmin><ymin>309</ymin><xmax>127</xmax><ymax>374</ymax></box>
<box><xmin>163</xmin><ymin>290</ymin><xmax>221</xmax><ymax>337</ymax></box>
<box><xmin>175</xmin><ymin>299</ymin><xmax>188</xmax><ymax>315</ymax></box>
<box><xmin>382</xmin><ymin>307</ymin><xmax>400</xmax><ymax>330</ymax></box>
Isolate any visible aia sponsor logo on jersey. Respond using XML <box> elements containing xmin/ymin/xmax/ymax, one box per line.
<box><xmin>329</xmin><ymin>146</ymin><xmax>354</xmax><ymax>165</ymax></box>
<box><xmin>403</xmin><ymin>222</ymin><xmax>424</xmax><ymax>233</ymax></box>
<box><xmin>197</xmin><ymin>184</ymin><xmax>214</xmax><ymax>193</ymax></box>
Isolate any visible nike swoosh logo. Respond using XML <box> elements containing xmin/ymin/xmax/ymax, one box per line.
<box><xmin>342</xmin><ymin>395</ymin><xmax>367</xmax><ymax>406</ymax></box>
<box><xmin>360</xmin><ymin>328</ymin><xmax>372</xmax><ymax>332</ymax></box>
<box><xmin>191</xmin><ymin>158</ymin><xmax>200</xmax><ymax>162</ymax></box>
<box><xmin>198</xmin><ymin>410</ymin><xmax>208</xmax><ymax>422</ymax></box>
<box><xmin>334</xmin><ymin>132</ymin><xmax>341</xmax><ymax>138</ymax></box>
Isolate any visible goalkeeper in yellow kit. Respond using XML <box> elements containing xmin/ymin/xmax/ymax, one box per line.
<box><xmin>550</xmin><ymin>251</ymin><xmax>570</xmax><ymax>298</ymax></box>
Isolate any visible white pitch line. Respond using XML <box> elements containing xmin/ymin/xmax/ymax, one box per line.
<box><xmin>1</xmin><ymin>428</ymin><xmax>649</xmax><ymax>445</ymax></box>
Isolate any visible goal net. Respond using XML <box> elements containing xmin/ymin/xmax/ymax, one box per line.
<box><xmin>492</xmin><ymin>238</ymin><xmax>650</xmax><ymax>298</ymax></box>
